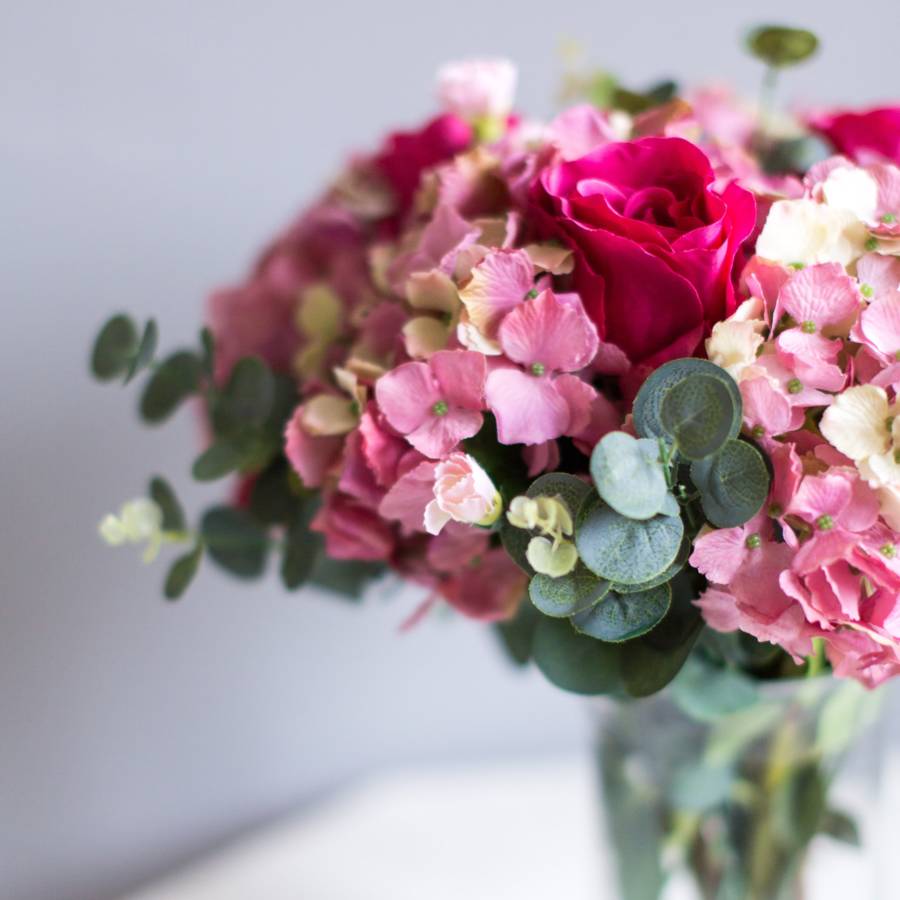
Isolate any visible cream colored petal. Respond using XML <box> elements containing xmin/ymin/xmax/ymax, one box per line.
<box><xmin>706</xmin><ymin>320</ymin><xmax>765</xmax><ymax>382</ymax></box>
<box><xmin>823</xmin><ymin>167</ymin><xmax>879</xmax><ymax>221</ymax></box>
<box><xmin>507</xmin><ymin>496</ymin><xmax>539</xmax><ymax>530</ymax></box>
<box><xmin>820</xmin><ymin>385</ymin><xmax>890</xmax><ymax>461</ymax></box>
<box><xmin>403</xmin><ymin>316</ymin><xmax>452</xmax><ymax>359</ymax></box>
<box><xmin>524</xmin><ymin>244</ymin><xmax>575</xmax><ymax>275</ymax></box>
<box><xmin>456</xmin><ymin>315</ymin><xmax>502</xmax><ymax>355</ymax></box>
<box><xmin>526</xmin><ymin>536</ymin><xmax>578</xmax><ymax>577</ymax></box>
<box><xmin>300</xmin><ymin>395</ymin><xmax>357</xmax><ymax>436</ymax></box>
<box><xmin>295</xmin><ymin>284</ymin><xmax>342</xmax><ymax>340</ymax></box>
<box><xmin>861</xmin><ymin>450</ymin><xmax>900</xmax><ymax>488</ymax></box>
<box><xmin>878</xmin><ymin>485</ymin><xmax>900</xmax><ymax>531</ymax></box>
<box><xmin>406</xmin><ymin>270</ymin><xmax>460</xmax><ymax>313</ymax></box>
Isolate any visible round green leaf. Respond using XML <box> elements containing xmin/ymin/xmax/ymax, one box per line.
<box><xmin>140</xmin><ymin>351</ymin><xmax>202</xmax><ymax>423</ymax></box>
<box><xmin>747</xmin><ymin>25</ymin><xmax>819</xmax><ymax>68</ymax></box>
<box><xmin>201</xmin><ymin>506</ymin><xmax>269</xmax><ymax>578</ymax></box>
<box><xmin>660</xmin><ymin>373</ymin><xmax>737</xmax><ymax>460</ymax></box>
<box><xmin>526</xmin><ymin>472</ymin><xmax>592</xmax><ymax>517</ymax></box>
<box><xmin>192</xmin><ymin>440</ymin><xmax>243</xmax><ymax>482</ymax></box>
<box><xmin>691</xmin><ymin>440</ymin><xmax>770</xmax><ymax>528</ymax></box>
<box><xmin>215</xmin><ymin>356</ymin><xmax>276</xmax><ymax>431</ymax></box>
<box><xmin>590</xmin><ymin>432</ymin><xmax>668</xmax><ymax>520</ymax></box>
<box><xmin>149</xmin><ymin>476</ymin><xmax>186</xmax><ymax>532</ymax></box>
<box><xmin>575</xmin><ymin>496</ymin><xmax>684</xmax><ymax>585</ymax></box>
<box><xmin>633</xmin><ymin>358</ymin><xmax>741</xmax><ymax>443</ymax></box>
<box><xmin>164</xmin><ymin>539</ymin><xmax>204</xmax><ymax>600</ymax></box>
<box><xmin>529</xmin><ymin>565</ymin><xmax>609</xmax><ymax>618</ymax></box>
<box><xmin>91</xmin><ymin>314</ymin><xmax>138</xmax><ymax>380</ymax></box>
<box><xmin>500</xmin><ymin>520</ymin><xmax>534</xmax><ymax>575</ymax></box>
<box><xmin>124</xmin><ymin>319</ymin><xmax>158</xmax><ymax>384</ymax></box>
<box><xmin>611</xmin><ymin>534</ymin><xmax>690</xmax><ymax>594</ymax></box>
<box><xmin>572</xmin><ymin>583</ymin><xmax>671</xmax><ymax>643</ymax></box>
<box><xmin>531</xmin><ymin>616</ymin><xmax>623</xmax><ymax>696</ymax></box>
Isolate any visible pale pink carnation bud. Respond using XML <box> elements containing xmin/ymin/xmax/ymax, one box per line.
<box><xmin>436</xmin><ymin>59</ymin><xmax>517</xmax><ymax>121</ymax></box>
<box><xmin>424</xmin><ymin>452</ymin><xmax>502</xmax><ymax>535</ymax></box>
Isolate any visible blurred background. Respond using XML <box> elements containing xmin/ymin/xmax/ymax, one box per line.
<box><xmin>3</xmin><ymin>2</ymin><xmax>899</xmax><ymax>898</ymax></box>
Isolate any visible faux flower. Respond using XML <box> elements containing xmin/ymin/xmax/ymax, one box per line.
<box><xmin>436</xmin><ymin>59</ymin><xmax>517</xmax><ymax>123</ymax></box>
<box><xmin>424</xmin><ymin>452</ymin><xmax>502</xmax><ymax>535</ymax></box>
<box><xmin>98</xmin><ymin>498</ymin><xmax>165</xmax><ymax>563</ymax></box>
<box><xmin>484</xmin><ymin>290</ymin><xmax>599</xmax><ymax>445</ymax></box>
<box><xmin>534</xmin><ymin>137</ymin><xmax>756</xmax><ymax>365</ymax></box>
<box><xmin>809</xmin><ymin>106</ymin><xmax>900</xmax><ymax>166</ymax></box>
<box><xmin>375</xmin><ymin>349</ymin><xmax>486</xmax><ymax>458</ymax></box>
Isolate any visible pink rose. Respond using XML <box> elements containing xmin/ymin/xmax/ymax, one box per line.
<box><xmin>809</xmin><ymin>106</ymin><xmax>900</xmax><ymax>166</ymax></box>
<box><xmin>534</xmin><ymin>137</ymin><xmax>756</xmax><ymax>366</ymax></box>
<box><xmin>424</xmin><ymin>452</ymin><xmax>500</xmax><ymax>535</ymax></box>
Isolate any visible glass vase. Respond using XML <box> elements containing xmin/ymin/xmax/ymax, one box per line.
<box><xmin>592</xmin><ymin>676</ymin><xmax>888</xmax><ymax>900</ymax></box>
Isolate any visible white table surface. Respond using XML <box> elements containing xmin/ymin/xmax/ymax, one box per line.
<box><xmin>123</xmin><ymin>754</ymin><xmax>896</xmax><ymax>900</ymax></box>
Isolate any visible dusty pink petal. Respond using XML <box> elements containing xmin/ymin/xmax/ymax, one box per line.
<box><xmin>430</xmin><ymin>349</ymin><xmax>486</xmax><ymax>410</ymax></box>
<box><xmin>523</xmin><ymin>441</ymin><xmax>561</xmax><ymax>476</ymax></box>
<box><xmin>689</xmin><ymin>528</ymin><xmax>748</xmax><ymax>584</ymax></box>
<box><xmin>458</xmin><ymin>249</ymin><xmax>534</xmax><ymax>339</ymax></box>
<box><xmin>378</xmin><ymin>461</ymin><xmax>438</xmax><ymax>533</ymax></box>
<box><xmin>793</xmin><ymin>529</ymin><xmax>856</xmax><ymax>576</ymax></box>
<box><xmin>338</xmin><ymin>429</ymin><xmax>383</xmax><ymax>508</ymax></box>
<box><xmin>825</xmin><ymin>630</ymin><xmax>900</xmax><ymax>689</ymax></box>
<box><xmin>752</xmin><ymin>354</ymin><xmax>833</xmax><ymax>408</ymax></box>
<box><xmin>438</xmin><ymin>548</ymin><xmax>525</xmax><ymax>621</ymax></box>
<box><xmin>825</xmin><ymin>560</ymin><xmax>862</xmax><ymax>621</ymax></box>
<box><xmin>553</xmin><ymin>374</ymin><xmax>598</xmax><ymax>436</ymax></box>
<box><xmin>788</xmin><ymin>473</ymin><xmax>852</xmax><ymax>524</ymax></box>
<box><xmin>593</xmin><ymin>340</ymin><xmax>632</xmax><ymax>375</ymax></box>
<box><xmin>870</xmin><ymin>163</ymin><xmax>900</xmax><ymax>235</ymax></box>
<box><xmin>375</xmin><ymin>362</ymin><xmax>439</xmax><ymax>433</ymax></box>
<box><xmin>358</xmin><ymin>405</ymin><xmax>411</xmax><ymax>488</ymax></box>
<box><xmin>284</xmin><ymin>408</ymin><xmax>343</xmax><ymax>488</ymax></box>
<box><xmin>777</xmin><ymin>262</ymin><xmax>860</xmax><ymax>329</ymax></box>
<box><xmin>857</xmin><ymin>253</ymin><xmax>900</xmax><ymax>300</ymax></box>
<box><xmin>740</xmin><ymin>377</ymin><xmax>803</xmax><ymax>437</ymax></box>
<box><xmin>843</xmin><ymin>476</ymin><xmax>881</xmax><ymax>532</ymax></box>
<box><xmin>407</xmin><ymin>407</ymin><xmax>483</xmax><ymax>458</ymax></box>
<box><xmin>426</xmin><ymin>522</ymin><xmax>491</xmax><ymax>573</ymax></box>
<box><xmin>858</xmin><ymin>291</ymin><xmax>900</xmax><ymax>357</ymax></box>
<box><xmin>741</xmin><ymin>256</ymin><xmax>790</xmax><ymax>319</ymax></box>
<box><xmin>695</xmin><ymin>588</ymin><xmax>743</xmax><ymax>632</ymax></box>
<box><xmin>497</xmin><ymin>290</ymin><xmax>599</xmax><ymax>373</ymax></box>
<box><xmin>780</xmin><ymin>571</ymin><xmax>839</xmax><ymax>629</ymax></box>
<box><xmin>547</xmin><ymin>104</ymin><xmax>617</xmax><ymax>160</ymax></box>
<box><xmin>775</xmin><ymin>329</ymin><xmax>846</xmax><ymax>392</ymax></box>
<box><xmin>571</xmin><ymin>391</ymin><xmax>622</xmax><ymax>453</ymax></box>
<box><xmin>485</xmin><ymin>366</ymin><xmax>570</xmax><ymax>445</ymax></box>
<box><xmin>311</xmin><ymin>493</ymin><xmax>395</xmax><ymax>561</ymax></box>
<box><xmin>770</xmin><ymin>443</ymin><xmax>803</xmax><ymax>511</ymax></box>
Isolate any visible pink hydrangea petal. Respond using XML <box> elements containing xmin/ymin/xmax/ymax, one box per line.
<box><xmin>311</xmin><ymin>493</ymin><xmax>395</xmax><ymax>561</ymax></box>
<box><xmin>338</xmin><ymin>429</ymin><xmax>383</xmax><ymax>508</ymax></box>
<box><xmin>430</xmin><ymin>349</ymin><xmax>486</xmax><ymax>411</ymax></box>
<box><xmin>780</xmin><ymin>570</ymin><xmax>841</xmax><ymax>630</ymax></box>
<box><xmin>859</xmin><ymin>291</ymin><xmax>900</xmax><ymax>357</ymax></box>
<box><xmin>857</xmin><ymin>253</ymin><xmax>900</xmax><ymax>300</ymax></box>
<box><xmin>358</xmin><ymin>405</ymin><xmax>410</xmax><ymax>488</ymax></box>
<box><xmin>740</xmin><ymin>377</ymin><xmax>803</xmax><ymax>436</ymax></box>
<box><xmin>284</xmin><ymin>408</ymin><xmax>343</xmax><ymax>488</ymax></box>
<box><xmin>824</xmin><ymin>560</ymin><xmax>861</xmax><ymax>621</ymax></box>
<box><xmin>427</xmin><ymin>522</ymin><xmax>491</xmax><ymax>572</ymax></box>
<box><xmin>458</xmin><ymin>249</ymin><xmax>534</xmax><ymax>339</ymax></box>
<box><xmin>485</xmin><ymin>366</ymin><xmax>571</xmax><ymax>445</ymax></box>
<box><xmin>438</xmin><ymin>548</ymin><xmax>525</xmax><ymax>621</ymax></box>
<box><xmin>497</xmin><ymin>290</ymin><xmax>598</xmax><ymax>373</ymax></box>
<box><xmin>775</xmin><ymin>329</ymin><xmax>846</xmax><ymax>392</ymax></box>
<box><xmin>407</xmin><ymin>408</ymin><xmax>483</xmax><ymax>458</ymax></box>
<box><xmin>553</xmin><ymin>374</ymin><xmax>598</xmax><ymax>436</ymax></box>
<box><xmin>375</xmin><ymin>362</ymin><xmax>439</xmax><ymax>433</ymax></box>
<box><xmin>522</xmin><ymin>441</ymin><xmax>561</xmax><ymax>476</ymax></box>
<box><xmin>694</xmin><ymin>588</ymin><xmax>743</xmax><ymax>632</ymax></box>
<box><xmin>547</xmin><ymin>104</ymin><xmax>617</xmax><ymax>160</ymax></box>
<box><xmin>378</xmin><ymin>461</ymin><xmax>437</xmax><ymax>533</ymax></box>
<box><xmin>788</xmin><ymin>473</ymin><xmax>852</xmax><ymax>524</ymax></box>
<box><xmin>689</xmin><ymin>528</ymin><xmax>748</xmax><ymax>584</ymax></box>
<box><xmin>777</xmin><ymin>262</ymin><xmax>861</xmax><ymax>328</ymax></box>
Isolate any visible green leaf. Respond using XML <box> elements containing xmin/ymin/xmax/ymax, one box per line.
<box><xmin>669</xmin><ymin>762</ymin><xmax>734</xmax><ymax>812</ymax></box>
<box><xmin>660</xmin><ymin>373</ymin><xmax>737</xmax><ymax>460</ymax></box>
<box><xmin>163</xmin><ymin>539</ymin><xmax>204</xmax><ymax>600</ymax></box>
<box><xmin>590</xmin><ymin>431</ymin><xmax>668</xmax><ymax>520</ymax></box>
<box><xmin>527</xmin><ymin>471</ymin><xmax>593</xmax><ymax>515</ymax></box>
<box><xmin>633</xmin><ymin>358</ymin><xmax>742</xmax><ymax>443</ymax></box>
<box><xmin>529</xmin><ymin>564</ymin><xmax>609</xmax><ymax>618</ymax></box>
<box><xmin>575</xmin><ymin>495</ymin><xmax>684</xmax><ymax>585</ymax></box>
<box><xmin>820</xmin><ymin>809</ymin><xmax>861</xmax><ymax>847</ymax></box>
<box><xmin>201</xmin><ymin>506</ymin><xmax>269</xmax><ymax>578</ymax></box>
<box><xmin>280</xmin><ymin>501</ymin><xmax>318</xmax><ymax>590</ymax></box>
<box><xmin>611</xmin><ymin>534</ymin><xmax>690</xmax><ymax>594</ymax></box>
<box><xmin>671</xmin><ymin>655</ymin><xmax>759</xmax><ymax>722</ymax></box>
<box><xmin>91</xmin><ymin>314</ymin><xmax>139</xmax><ymax>380</ymax></box>
<box><xmin>250</xmin><ymin>461</ymin><xmax>303</xmax><ymax>526</ymax></box>
<box><xmin>192</xmin><ymin>440</ymin><xmax>243</xmax><ymax>482</ymax></box>
<box><xmin>500</xmin><ymin>519</ymin><xmax>534</xmax><ymax>575</ymax></box>
<box><xmin>124</xmin><ymin>319</ymin><xmax>158</xmax><ymax>384</ymax></box>
<box><xmin>494</xmin><ymin>598</ymin><xmax>540</xmax><ymax>666</ymax></box>
<box><xmin>747</xmin><ymin>25</ymin><xmax>819</xmax><ymax>68</ymax></box>
<box><xmin>572</xmin><ymin>582</ymin><xmax>671</xmax><ymax>642</ymax></box>
<box><xmin>691</xmin><ymin>440</ymin><xmax>770</xmax><ymax>528</ymax></box>
<box><xmin>772</xmin><ymin>760</ymin><xmax>827</xmax><ymax>849</ymax></box>
<box><xmin>200</xmin><ymin>327</ymin><xmax>216</xmax><ymax>379</ymax></box>
<box><xmin>532</xmin><ymin>616</ymin><xmax>624</xmax><ymax>696</ymax></box>
<box><xmin>148</xmin><ymin>476</ymin><xmax>186</xmax><ymax>532</ymax></box>
<box><xmin>140</xmin><ymin>351</ymin><xmax>202</xmax><ymax>423</ymax></box>
<box><xmin>217</xmin><ymin>356</ymin><xmax>276</xmax><ymax>429</ymax></box>
<box><xmin>309</xmin><ymin>556</ymin><xmax>384</xmax><ymax>598</ymax></box>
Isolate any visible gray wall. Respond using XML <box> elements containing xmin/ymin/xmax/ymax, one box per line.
<box><xmin>2</xmin><ymin>2</ymin><xmax>898</xmax><ymax>899</ymax></box>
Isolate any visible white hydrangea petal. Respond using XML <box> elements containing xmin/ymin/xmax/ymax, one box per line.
<box><xmin>820</xmin><ymin>385</ymin><xmax>890</xmax><ymax>461</ymax></box>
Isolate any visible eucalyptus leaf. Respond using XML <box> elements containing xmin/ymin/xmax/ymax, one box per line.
<box><xmin>140</xmin><ymin>351</ymin><xmax>202</xmax><ymax>423</ymax></box>
<box><xmin>611</xmin><ymin>534</ymin><xmax>690</xmax><ymax>594</ymax></box>
<box><xmin>500</xmin><ymin>520</ymin><xmax>534</xmax><ymax>575</ymax></box>
<box><xmin>820</xmin><ymin>809</ymin><xmax>861</xmax><ymax>847</ymax></box>
<box><xmin>633</xmin><ymin>358</ymin><xmax>742</xmax><ymax>442</ymax></box>
<box><xmin>747</xmin><ymin>25</ymin><xmax>819</xmax><ymax>67</ymax></box>
<box><xmin>218</xmin><ymin>356</ymin><xmax>276</xmax><ymax>429</ymax></box>
<box><xmin>91</xmin><ymin>314</ymin><xmax>138</xmax><ymax>380</ymax></box>
<box><xmin>529</xmin><ymin>565</ymin><xmax>609</xmax><ymax>618</ymax></box>
<box><xmin>572</xmin><ymin>583</ymin><xmax>671</xmax><ymax>643</ymax></box>
<box><xmin>124</xmin><ymin>319</ymin><xmax>158</xmax><ymax>384</ymax></box>
<box><xmin>148</xmin><ymin>476</ymin><xmax>186</xmax><ymax>533</ymax></box>
<box><xmin>532</xmin><ymin>616</ymin><xmax>624</xmax><ymax>696</ymax></box>
<box><xmin>527</xmin><ymin>471</ymin><xmax>592</xmax><ymax>516</ymax></box>
<box><xmin>669</xmin><ymin>762</ymin><xmax>734</xmax><ymax>812</ymax></box>
<box><xmin>192</xmin><ymin>440</ymin><xmax>243</xmax><ymax>482</ymax></box>
<box><xmin>201</xmin><ymin>506</ymin><xmax>269</xmax><ymax>578</ymax></box>
<box><xmin>660</xmin><ymin>373</ymin><xmax>737</xmax><ymax>460</ymax></box>
<box><xmin>163</xmin><ymin>539</ymin><xmax>204</xmax><ymax>600</ymax></box>
<box><xmin>200</xmin><ymin>327</ymin><xmax>216</xmax><ymax>378</ymax></box>
<box><xmin>495</xmin><ymin>598</ymin><xmax>540</xmax><ymax>666</ymax></box>
<box><xmin>671</xmin><ymin>655</ymin><xmax>759</xmax><ymax>722</ymax></box>
<box><xmin>691</xmin><ymin>440</ymin><xmax>770</xmax><ymax>528</ymax></box>
<box><xmin>575</xmin><ymin>495</ymin><xmax>683</xmax><ymax>585</ymax></box>
<box><xmin>590</xmin><ymin>432</ymin><xmax>668</xmax><ymax>520</ymax></box>
<box><xmin>281</xmin><ymin>501</ymin><xmax>319</xmax><ymax>590</ymax></box>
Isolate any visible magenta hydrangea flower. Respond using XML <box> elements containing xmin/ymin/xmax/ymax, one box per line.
<box><xmin>485</xmin><ymin>290</ymin><xmax>599</xmax><ymax>445</ymax></box>
<box><xmin>375</xmin><ymin>349</ymin><xmax>486</xmax><ymax>458</ymax></box>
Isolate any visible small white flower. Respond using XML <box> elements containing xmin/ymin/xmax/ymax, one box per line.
<box><xmin>526</xmin><ymin>536</ymin><xmax>579</xmax><ymax>578</ymax></box>
<box><xmin>437</xmin><ymin>59</ymin><xmax>517</xmax><ymax>121</ymax></box>
<box><xmin>98</xmin><ymin>498</ymin><xmax>164</xmax><ymax>563</ymax></box>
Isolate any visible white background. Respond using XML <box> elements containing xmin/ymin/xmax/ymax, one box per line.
<box><xmin>2</xmin><ymin>2</ymin><xmax>899</xmax><ymax>898</ymax></box>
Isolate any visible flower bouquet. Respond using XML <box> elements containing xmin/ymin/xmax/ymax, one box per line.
<box><xmin>91</xmin><ymin>25</ymin><xmax>899</xmax><ymax>899</ymax></box>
